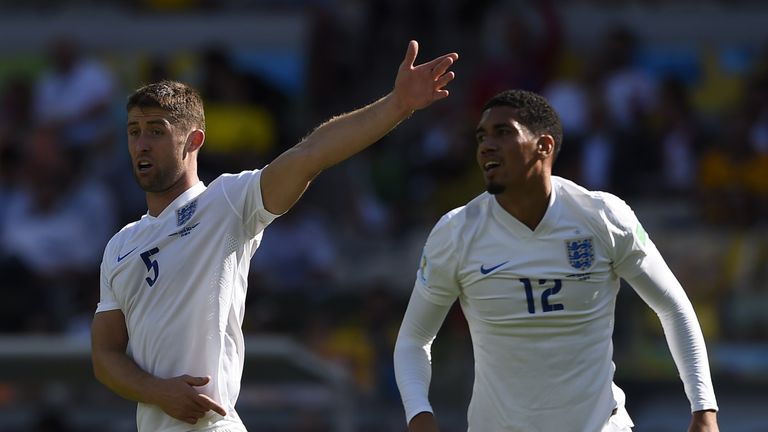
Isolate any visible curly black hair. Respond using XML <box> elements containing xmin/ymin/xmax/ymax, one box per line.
<box><xmin>482</xmin><ymin>89</ymin><xmax>563</xmax><ymax>159</ymax></box>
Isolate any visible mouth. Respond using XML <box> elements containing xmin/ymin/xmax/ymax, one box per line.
<box><xmin>483</xmin><ymin>161</ymin><xmax>501</xmax><ymax>173</ymax></box>
<box><xmin>136</xmin><ymin>160</ymin><xmax>153</xmax><ymax>174</ymax></box>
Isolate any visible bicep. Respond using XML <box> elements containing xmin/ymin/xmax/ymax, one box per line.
<box><xmin>260</xmin><ymin>147</ymin><xmax>317</xmax><ymax>215</ymax></box>
<box><xmin>397</xmin><ymin>288</ymin><xmax>453</xmax><ymax>346</ymax></box>
<box><xmin>91</xmin><ymin>309</ymin><xmax>128</xmax><ymax>355</ymax></box>
<box><xmin>623</xmin><ymin>244</ymin><xmax>690</xmax><ymax>316</ymax></box>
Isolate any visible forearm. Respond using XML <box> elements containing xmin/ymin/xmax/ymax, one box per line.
<box><xmin>292</xmin><ymin>92</ymin><xmax>411</xmax><ymax>176</ymax></box>
<box><xmin>625</xmin><ymin>249</ymin><xmax>718</xmax><ymax>412</ymax></box>
<box><xmin>395</xmin><ymin>289</ymin><xmax>452</xmax><ymax>422</ymax></box>
<box><xmin>93</xmin><ymin>349</ymin><xmax>162</xmax><ymax>405</ymax></box>
<box><xmin>260</xmin><ymin>41</ymin><xmax>456</xmax><ymax>215</ymax></box>
<box><xmin>261</xmin><ymin>92</ymin><xmax>412</xmax><ymax>214</ymax></box>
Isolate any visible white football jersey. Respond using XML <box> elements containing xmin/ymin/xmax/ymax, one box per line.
<box><xmin>412</xmin><ymin>176</ymin><xmax>663</xmax><ymax>431</ymax></box>
<box><xmin>96</xmin><ymin>170</ymin><xmax>277</xmax><ymax>432</ymax></box>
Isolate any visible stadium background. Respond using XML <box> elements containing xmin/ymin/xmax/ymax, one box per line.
<box><xmin>0</xmin><ymin>0</ymin><xmax>767</xmax><ymax>430</ymax></box>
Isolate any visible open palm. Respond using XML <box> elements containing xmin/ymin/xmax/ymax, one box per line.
<box><xmin>394</xmin><ymin>40</ymin><xmax>458</xmax><ymax>112</ymax></box>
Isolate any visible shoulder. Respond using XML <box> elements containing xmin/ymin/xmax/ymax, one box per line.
<box><xmin>554</xmin><ymin>177</ymin><xmax>636</xmax><ymax>225</ymax></box>
<box><xmin>431</xmin><ymin>193</ymin><xmax>490</xmax><ymax>235</ymax></box>
<box><xmin>552</xmin><ymin>177</ymin><xmax>638</xmax><ymax>240</ymax></box>
<box><xmin>426</xmin><ymin>192</ymin><xmax>492</xmax><ymax>251</ymax></box>
<box><xmin>208</xmin><ymin>169</ymin><xmax>264</xmax><ymax>192</ymax></box>
<box><xmin>101</xmin><ymin>219</ymin><xmax>141</xmax><ymax>263</ymax></box>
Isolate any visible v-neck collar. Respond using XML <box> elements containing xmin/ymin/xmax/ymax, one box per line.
<box><xmin>143</xmin><ymin>181</ymin><xmax>206</xmax><ymax>222</ymax></box>
<box><xmin>490</xmin><ymin>180</ymin><xmax>560</xmax><ymax>238</ymax></box>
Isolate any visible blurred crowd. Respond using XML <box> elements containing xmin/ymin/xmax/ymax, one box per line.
<box><xmin>0</xmin><ymin>0</ymin><xmax>768</xmax><ymax>430</ymax></box>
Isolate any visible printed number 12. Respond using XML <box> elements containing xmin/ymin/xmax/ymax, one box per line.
<box><xmin>521</xmin><ymin>278</ymin><xmax>564</xmax><ymax>314</ymax></box>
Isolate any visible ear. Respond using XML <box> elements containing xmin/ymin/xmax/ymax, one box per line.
<box><xmin>185</xmin><ymin>129</ymin><xmax>205</xmax><ymax>153</ymax></box>
<box><xmin>536</xmin><ymin>135</ymin><xmax>555</xmax><ymax>159</ymax></box>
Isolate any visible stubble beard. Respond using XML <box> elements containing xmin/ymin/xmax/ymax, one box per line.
<box><xmin>134</xmin><ymin>166</ymin><xmax>181</xmax><ymax>194</ymax></box>
<box><xmin>486</xmin><ymin>182</ymin><xmax>506</xmax><ymax>195</ymax></box>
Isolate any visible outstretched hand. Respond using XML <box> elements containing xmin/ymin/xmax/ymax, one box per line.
<box><xmin>394</xmin><ymin>40</ymin><xmax>458</xmax><ymax>113</ymax></box>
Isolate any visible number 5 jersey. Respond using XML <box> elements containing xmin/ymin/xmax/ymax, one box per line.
<box><xmin>96</xmin><ymin>170</ymin><xmax>278</xmax><ymax>432</ymax></box>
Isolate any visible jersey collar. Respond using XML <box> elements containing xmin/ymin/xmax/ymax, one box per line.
<box><xmin>144</xmin><ymin>181</ymin><xmax>206</xmax><ymax>222</ymax></box>
<box><xmin>490</xmin><ymin>180</ymin><xmax>561</xmax><ymax>238</ymax></box>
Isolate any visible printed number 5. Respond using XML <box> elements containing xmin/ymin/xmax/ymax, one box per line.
<box><xmin>521</xmin><ymin>278</ymin><xmax>564</xmax><ymax>314</ymax></box>
<box><xmin>141</xmin><ymin>247</ymin><xmax>160</xmax><ymax>287</ymax></box>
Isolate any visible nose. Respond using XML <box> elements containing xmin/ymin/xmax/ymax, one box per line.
<box><xmin>133</xmin><ymin>132</ymin><xmax>152</xmax><ymax>152</ymax></box>
<box><xmin>478</xmin><ymin>137</ymin><xmax>498</xmax><ymax>154</ymax></box>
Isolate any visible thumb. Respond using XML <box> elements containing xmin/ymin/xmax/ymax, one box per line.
<box><xmin>400</xmin><ymin>40</ymin><xmax>419</xmax><ymax>70</ymax></box>
<box><xmin>184</xmin><ymin>375</ymin><xmax>211</xmax><ymax>387</ymax></box>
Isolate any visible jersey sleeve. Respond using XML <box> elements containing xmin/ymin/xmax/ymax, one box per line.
<box><xmin>414</xmin><ymin>211</ymin><xmax>462</xmax><ymax>306</ymax></box>
<box><xmin>623</xmin><ymin>251</ymin><xmax>719</xmax><ymax>413</ymax></box>
<box><xmin>217</xmin><ymin>169</ymin><xmax>280</xmax><ymax>238</ymax></box>
<box><xmin>394</xmin><ymin>210</ymin><xmax>462</xmax><ymax>424</ymax></box>
<box><xmin>601</xmin><ymin>194</ymin><xmax>653</xmax><ymax>279</ymax></box>
<box><xmin>95</xmin><ymin>245</ymin><xmax>120</xmax><ymax>313</ymax></box>
<box><xmin>602</xmin><ymin>194</ymin><xmax>718</xmax><ymax>412</ymax></box>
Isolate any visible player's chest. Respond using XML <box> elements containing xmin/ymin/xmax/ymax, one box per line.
<box><xmin>109</xmin><ymin>202</ymin><xmax>231</xmax><ymax>306</ymax></box>
<box><xmin>457</xmin><ymin>229</ymin><xmax>616</xmax><ymax>318</ymax></box>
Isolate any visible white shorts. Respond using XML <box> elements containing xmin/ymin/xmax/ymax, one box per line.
<box><xmin>197</xmin><ymin>423</ymin><xmax>247</xmax><ymax>432</ymax></box>
<box><xmin>601</xmin><ymin>406</ymin><xmax>634</xmax><ymax>432</ymax></box>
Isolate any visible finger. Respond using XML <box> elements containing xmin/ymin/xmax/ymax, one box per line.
<box><xmin>400</xmin><ymin>40</ymin><xmax>419</xmax><ymax>70</ymax></box>
<box><xmin>186</xmin><ymin>375</ymin><xmax>211</xmax><ymax>387</ymax></box>
<box><xmin>433</xmin><ymin>89</ymin><xmax>450</xmax><ymax>101</ymax></box>
<box><xmin>420</xmin><ymin>52</ymin><xmax>459</xmax><ymax>72</ymax></box>
<box><xmin>199</xmin><ymin>394</ymin><xmax>227</xmax><ymax>416</ymax></box>
<box><xmin>429</xmin><ymin>56</ymin><xmax>456</xmax><ymax>79</ymax></box>
<box><xmin>434</xmin><ymin>71</ymin><xmax>456</xmax><ymax>89</ymax></box>
<box><xmin>184</xmin><ymin>417</ymin><xmax>198</xmax><ymax>425</ymax></box>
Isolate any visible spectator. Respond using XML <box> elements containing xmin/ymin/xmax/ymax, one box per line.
<box><xmin>0</xmin><ymin>126</ymin><xmax>116</xmax><ymax>332</ymax></box>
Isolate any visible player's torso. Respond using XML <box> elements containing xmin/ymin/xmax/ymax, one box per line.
<box><xmin>108</xmin><ymin>187</ymin><xmax>250</xmax><ymax>373</ymax></box>
<box><xmin>457</xmin><ymin>209</ymin><xmax>618</xmax><ymax>336</ymax></box>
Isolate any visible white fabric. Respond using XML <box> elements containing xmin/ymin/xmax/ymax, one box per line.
<box><xmin>394</xmin><ymin>176</ymin><xmax>717</xmax><ymax>432</ymax></box>
<box><xmin>96</xmin><ymin>169</ymin><xmax>278</xmax><ymax>432</ymax></box>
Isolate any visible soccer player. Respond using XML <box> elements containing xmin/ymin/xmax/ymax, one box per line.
<box><xmin>90</xmin><ymin>40</ymin><xmax>457</xmax><ymax>432</ymax></box>
<box><xmin>394</xmin><ymin>90</ymin><xmax>719</xmax><ymax>432</ymax></box>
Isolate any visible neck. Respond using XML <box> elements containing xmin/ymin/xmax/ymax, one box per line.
<box><xmin>494</xmin><ymin>175</ymin><xmax>552</xmax><ymax>231</ymax></box>
<box><xmin>146</xmin><ymin>175</ymin><xmax>199</xmax><ymax>217</ymax></box>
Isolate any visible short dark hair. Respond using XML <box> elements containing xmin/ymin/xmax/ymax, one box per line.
<box><xmin>482</xmin><ymin>90</ymin><xmax>563</xmax><ymax>159</ymax></box>
<box><xmin>127</xmin><ymin>80</ymin><xmax>205</xmax><ymax>131</ymax></box>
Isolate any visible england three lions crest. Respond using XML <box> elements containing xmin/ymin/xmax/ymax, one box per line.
<box><xmin>565</xmin><ymin>237</ymin><xmax>595</xmax><ymax>270</ymax></box>
<box><xmin>176</xmin><ymin>199</ymin><xmax>198</xmax><ymax>226</ymax></box>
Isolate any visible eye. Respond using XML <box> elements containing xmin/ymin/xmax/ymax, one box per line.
<box><xmin>151</xmin><ymin>129</ymin><xmax>164</xmax><ymax>136</ymax></box>
<box><xmin>128</xmin><ymin>129</ymin><xmax>139</xmax><ymax>137</ymax></box>
<box><xmin>476</xmin><ymin>134</ymin><xmax>486</xmax><ymax>144</ymax></box>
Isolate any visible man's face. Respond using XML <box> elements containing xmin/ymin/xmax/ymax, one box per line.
<box><xmin>127</xmin><ymin>107</ymin><xmax>188</xmax><ymax>193</ymax></box>
<box><xmin>475</xmin><ymin>106</ymin><xmax>541</xmax><ymax>194</ymax></box>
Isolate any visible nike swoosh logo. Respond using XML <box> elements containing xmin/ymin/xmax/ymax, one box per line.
<box><xmin>117</xmin><ymin>247</ymin><xmax>138</xmax><ymax>263</ymax></box>
<box><xmin>480</xmin><ymin>260</ymin><xmax>509</xmax><ymax>275</ymax></box>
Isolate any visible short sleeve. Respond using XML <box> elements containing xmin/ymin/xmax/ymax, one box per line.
<box><xmin>414</xmin><ymin>212</ymin><xmax>461</xmax><ymax>306</ymax></box>
<box><xmin>95</xmin><ymin>253</ymin><xmax>120</xmax><ymax>313</ymax></box>
<box><xmin>602</xmin><ymin>194</ymin><xmax>654</xmax><ymax>279</ymax></box>
<box><xmin>217</xmin><ymin>169</ymin><xmax>280</xmax><ymax>238</ymax></box>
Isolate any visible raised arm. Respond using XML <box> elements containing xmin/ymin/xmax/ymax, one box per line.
<box><xmin>91</xmin><ymin>310</ymin><xmax>226</xmax><ymax>425</ymax></box>
<box><xmin>260</xmin><ymin>40</ymin><xmax>458</xmax><ymax>215</ymax></box>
